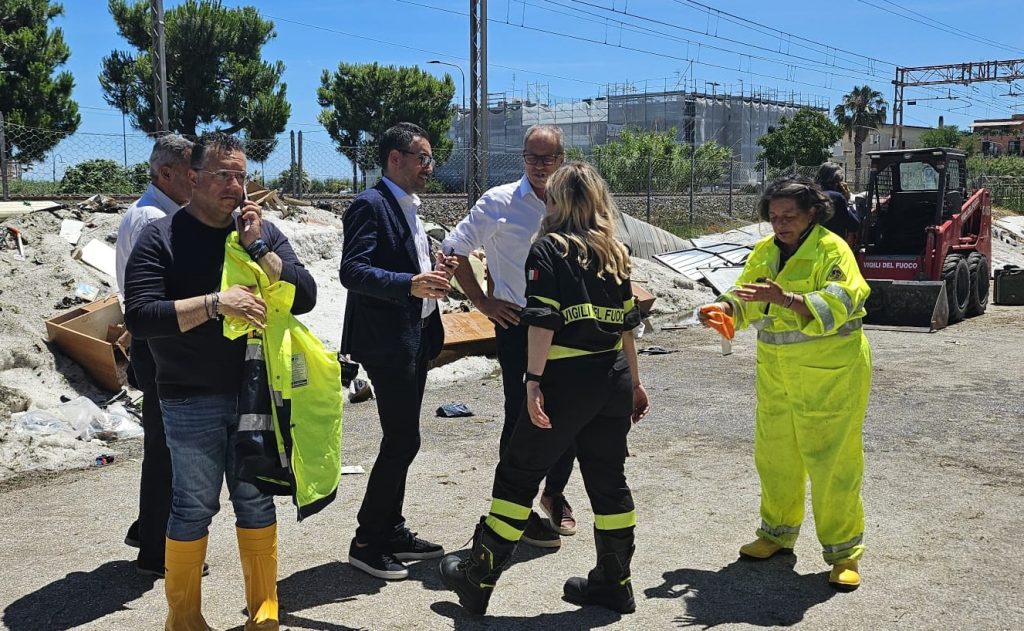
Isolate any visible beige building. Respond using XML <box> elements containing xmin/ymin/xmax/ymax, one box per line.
<box><xmin>831</xmin><ymin>123</ymin><xmax>930</xmax><ymax>162</ymax></box>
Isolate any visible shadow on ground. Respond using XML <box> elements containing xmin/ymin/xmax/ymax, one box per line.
<box><xmin>644</xmin><ymin>553</ymin><xmax>838</xmax><ymax>628</ymax></box>
<box><xmin>2</xmin><ymin>560</ymin><xmax>156</xmax><ymax>630</ymax></box>
<box><xmin>250</xmin><ymin>560</ymin><xmax>384</xmax><ymax>631</ymax></box>
<box><xmin>431</xmin><ymin>600</ymin><xmax>622</xmax><ymax>630</ymax></box>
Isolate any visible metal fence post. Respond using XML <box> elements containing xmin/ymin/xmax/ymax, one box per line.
<box><xmin>289</xmin><ymin>131</ymin><xmax>296</xmax><ymax>195</ymax></box>
<box><xmin>728</xmin><ymin>158</ymin><xmax>734</xmax><ymax>216</ymax></box>
<box><xmin>689</xmin><ymin>151</ymin><xmax>695</xmax><ymax>224</ymax></box>
<box><xmin>297</xmin><ymin>130</ymin><xmax>304</xmax><ymax>199</ymax></box>
<box><xmin>0</xmin><ymin>111</ymin><xmax>7</xmax><ymax>201</ymax></box>
<box><xmin>645</xmin><ymin>153</ymin><xmax>653</xmax><ymax>223</ymax></box>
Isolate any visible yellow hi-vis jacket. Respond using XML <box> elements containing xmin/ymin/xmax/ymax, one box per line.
<box><xmin>222</xmin><ymin>233</ymin><xmax>343</xmax><ymax>520</ymax></box>
<box><xmin>720</xmin><ymin>224</ymin><xmax>869</xmax><ymax>342</ymax></box>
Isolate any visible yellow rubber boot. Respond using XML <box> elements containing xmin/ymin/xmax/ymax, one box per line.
<box><xmin>237</xmin><ymin>524</ymin><xmax>280</xmax><ymax>631</ymax></box>
<box><xmin>829</xmin><ymin>559</ymin><xmax>861</xmax><ymax>591</ymax></box>
<box><xmin>739</xmin><ymin>537</ymin><xmax>791</xmax><ymax>560</ymax></box>
<box><xmin>164</xmin><ymin>536</ymin><xmax>211</xmax><ymax>631</ymax></box>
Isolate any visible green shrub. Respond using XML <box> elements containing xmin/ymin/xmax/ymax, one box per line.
<box><xmin>59</xmin><ymin>159</ymin><xmax>149</xmax><ymax>195</ymax></box>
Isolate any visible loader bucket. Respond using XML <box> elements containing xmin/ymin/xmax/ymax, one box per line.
<box><xmin>864</xmin><ymin>280</ymin><xmax>949</xmax><ymax>331</ymax></box>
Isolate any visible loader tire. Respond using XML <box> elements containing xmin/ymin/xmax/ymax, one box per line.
<box><xmin>965</xmin><ymin>252</ymin><xmax>989</xmax><ymax>318</ymax></box>
<box><xmin>942</xmin><ymin>254</ymin><xmax>970</xmax><ymax>324</ymax></box>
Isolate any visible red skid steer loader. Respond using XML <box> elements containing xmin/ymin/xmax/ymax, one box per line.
<box><xmin>855</xmin><ymin>148</ymin><xmax>991</xmax><ymax>330</ymax></box>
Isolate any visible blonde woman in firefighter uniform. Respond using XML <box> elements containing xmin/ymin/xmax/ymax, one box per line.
<box><xmin>701</xmin><ymin>176</ymin><xmax>872</xmax><ymax>591</ymax></box>
<box><xmin>440</xmin><ymin>161</ymin><xmax>649</xmax><ymax>615</ymax></box>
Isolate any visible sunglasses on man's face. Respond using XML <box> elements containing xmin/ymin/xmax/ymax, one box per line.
<box><xmin>399</xmin><ymin>150</ymin><xmax>436</xmax><ymax>168</ymax></box>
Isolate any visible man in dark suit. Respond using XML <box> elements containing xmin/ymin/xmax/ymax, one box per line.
<box><xmin>339</xmin><ymin>122</ymin><xmax>456</xmax><ymax>580</ymax></box>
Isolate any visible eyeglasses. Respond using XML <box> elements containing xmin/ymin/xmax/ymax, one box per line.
<box><xmin>200</xmin><ymin>169</ymin><xmax>250</xmax><ymax>184</ymax></box>
<box><xmin>399</xmin><ymin>150</ymin><xmax>436</xmax><ymax>168</ymax></box>
<box><xmin>523</xmin><ymin>153</ymin><xmax>563</xmax><ymax>166</ymax></box>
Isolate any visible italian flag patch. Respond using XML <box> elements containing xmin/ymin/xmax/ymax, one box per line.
<box><xmin>527</xmin><ymin>268</ymin><xmax>540</xmax><ymax>281</ymax></box>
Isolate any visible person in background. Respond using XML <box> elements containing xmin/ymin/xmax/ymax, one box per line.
<box><xmin>440</xmin><ymin>162</ymin><xmax>649</xmax><ymax>616</ymax></box>
<box><xmin>114</xmin><ymin>133</ymin><xmax>194</xmax><ymax>578</ymax></box>
<box><xmin>125</xmin><ymin>131</ymin><xmax>317</xmax><ymax>629</ymax></box>
<box><xmin>339</xmin><ymin>122</ymin><xmax>458</xmax><ymax>581</ymax></box>
<box><xmin>816</xmin><ymin>162</ymin><xmax>860</xmax><ymax>242</ymax></box>
<box><xmin>700</xmin><ymin>176</ymin><xmax>872</xmax><ymax>592</ymax></box>
<box><xmin>441</xmin><ymin>124</ymin><xmax>576</xmax><ymax>549</ymax></box>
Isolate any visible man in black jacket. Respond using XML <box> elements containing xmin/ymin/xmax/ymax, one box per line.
<box><xmin>339</xmin><ymin>122</ymin><xmax>455</xmax><ymax>580</ymax></box>
<box><xmin>125</xmin><ymin>132</ymin><xmax>316</xmax><ymax>630</ymax></box>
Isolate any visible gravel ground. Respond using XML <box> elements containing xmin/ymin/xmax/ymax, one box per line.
<box><xmin>1</xmin><ymin>305</ymin><xmax>1022</xmax><ymax>630</ymax></box>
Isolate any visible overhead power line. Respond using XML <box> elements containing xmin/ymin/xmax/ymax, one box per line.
<box><xmin>665</xmin><ymin>0</ymin><xmax>1009</xmax><ymax>111</ymax></box>
<box><xmin>854</xmin><ymin>0</ymin><xmax>1024</xmax><ymax>57</ymax></box>
<box><xmin>264</xmin><ymin>13</ymin><xmax>603</xmax><ymax>87</ymax></box>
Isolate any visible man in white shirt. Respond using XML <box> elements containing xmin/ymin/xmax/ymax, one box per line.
<box><xmin>442</xmin><ymin>125</ymin><xmax>576</xmax><ymax>548</ymax></box>
<box><xmin>115</xmin><ymin>134</ymin><xmax>193</xmax><ymax>577</ymax></box>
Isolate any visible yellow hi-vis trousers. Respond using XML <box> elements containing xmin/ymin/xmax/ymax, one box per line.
<box><xmin>753</xmin><ymin>328</ymin><xmax>871</xmax><ymax>564</ymax></box>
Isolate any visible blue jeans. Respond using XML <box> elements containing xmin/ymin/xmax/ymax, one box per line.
<box><xmin>161</xmin><ymin>393</ymin><xmax>276</xmax><ymax>542</ymax></box>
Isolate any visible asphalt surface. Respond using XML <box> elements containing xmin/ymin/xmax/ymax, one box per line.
<box><xmin>1</xmin><ymin>306</ymin><xmax>1022</xmax><ymax>630</ymax></box>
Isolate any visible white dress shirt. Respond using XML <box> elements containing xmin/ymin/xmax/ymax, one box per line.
<box><xmin>441</xmin><ymin>175</ymin><xmax>546</xmax><ymax>308</ymax></box>
<box><xmin>382</xmin><ymin>176</ymin><xmax>436</xmax><ymax>319</ymax></box>
<box><xmin>115</xmin><ymin>183</ymin><xmax>184</xmax><ymax>295</ymax></box>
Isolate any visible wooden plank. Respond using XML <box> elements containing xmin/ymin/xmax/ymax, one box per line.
<box><xmin>442</xmin><ymin>311</ymin><xmax>495</xmax><ymax>347</ymax></box>
<box><xmin>0</xmin><ymin>200</ymin><xmax>63</xmax><ymax>218</ymax></box>
<box><xmin>632</xmin><ymin>282</ymin><xmax>656</xmax><ymax>316</ymax></box>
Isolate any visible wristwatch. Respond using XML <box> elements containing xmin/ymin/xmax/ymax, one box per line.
<box><xmin>523</xmin><ymin>372</ymin><xmax>543</xmax><ymax>384</ymax></box>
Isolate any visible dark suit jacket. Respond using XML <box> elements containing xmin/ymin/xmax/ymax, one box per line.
<box><xmin>339</xmin><ymin>181</ymin><xmax>444</xmax><ymax>366</ymax></box>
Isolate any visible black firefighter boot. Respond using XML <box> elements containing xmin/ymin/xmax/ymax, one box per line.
<box><xmin>439</xmin><ymin>517</ymin><xmax>517</xmax><ymax>615</ymax></box>
<box><xmin>563</xmin><ymin>528</ymin><xmax>636</xmax><ymax>614</ymax></box>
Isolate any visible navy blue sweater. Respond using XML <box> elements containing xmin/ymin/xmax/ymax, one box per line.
<box><xmin>124</xmin><ymin>209</ymin><xmax>317</xmax><ymax>398</ymax></box>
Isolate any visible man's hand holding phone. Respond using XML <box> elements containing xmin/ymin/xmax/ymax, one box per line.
<box><xmin>235</xmin><ymin>190</ymin><xmax>262</xmax><ymax>248</ymax></box>
<box><xmin>434</xmin><ymin>246</ymin><xmax>459</xmax><ymax>280</ymax></box>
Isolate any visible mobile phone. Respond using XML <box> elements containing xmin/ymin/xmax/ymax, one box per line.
<box><xmin>233</xmin><ymin>187</ymin><xmax>250</xmax><ymax>233</ymax></box>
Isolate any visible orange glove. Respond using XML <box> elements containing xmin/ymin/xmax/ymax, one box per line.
<box><xmin>699</xmin><ymin>304</ymin><xmax>735</xmax><ymax>341</ymax></box>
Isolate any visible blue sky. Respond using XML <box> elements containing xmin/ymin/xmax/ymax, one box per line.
<box><xmin>27</xmin><ymin>0</ymin><xmax>1024</xmax><ymax>179</ymax></box>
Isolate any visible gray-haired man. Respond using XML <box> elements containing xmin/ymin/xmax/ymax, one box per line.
<box><xmin>115</xmin><ymin>133</ymin><xmax>193</xmax><ymax>577</ymax></box>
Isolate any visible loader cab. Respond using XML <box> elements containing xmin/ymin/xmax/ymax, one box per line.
<box><xmin>860</xmin><ymin>148</ymin><xmax>967</xmax><ymax>257</ymax></box>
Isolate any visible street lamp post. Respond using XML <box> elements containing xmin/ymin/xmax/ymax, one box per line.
<box><xmin>428</xmin><ymin>60</ymin><xmax>468</xmax><ymax>194</ymax></box>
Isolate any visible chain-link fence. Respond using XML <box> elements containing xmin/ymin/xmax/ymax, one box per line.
<box><xmin>977</xmin><ymin>176</ymin><xmax>1024</xmax><ymax>212</ymax></box>
<box><xmin>0</xmin><ymin>119</ymin><xmax>352</xmax><ymax>198</ymax></box>
<box><xmin>0</xmin><ymin>116</ymin><xmax>896</xmax><ymax>220</ymax></box>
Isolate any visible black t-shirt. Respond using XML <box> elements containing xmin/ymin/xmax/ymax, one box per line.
<box><xmin>521</xmin><ymin>235</ymin><xmax>641</xmax><ymax>362</ymax></box>
<box><xmin>123</xmin><ymin>209</ymin><xmax>317</xmax><ymax>398</ymax></box>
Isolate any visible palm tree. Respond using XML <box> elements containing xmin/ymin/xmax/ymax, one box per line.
<box><xmin>834</xmin><ymin>85</ymin><xmax>888</xmax><ymax>191</ymax></box>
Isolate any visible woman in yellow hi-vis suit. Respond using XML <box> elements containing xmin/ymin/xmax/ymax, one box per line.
<box><xmin>701</xmin><ymin>177</ymin><xmax>872</xmax><ymax>591</ymax></box>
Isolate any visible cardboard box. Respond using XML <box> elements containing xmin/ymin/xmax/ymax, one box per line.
<box><xmin>45</xmin><ymin>295</ymin><xmax>130</xmax><ymax>392</ymax></box>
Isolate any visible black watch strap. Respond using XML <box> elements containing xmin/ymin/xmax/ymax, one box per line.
<box><xmin>523</xmin><ymin>371</ymin><xmax>543</xmax><ymax>384</ymax></box>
